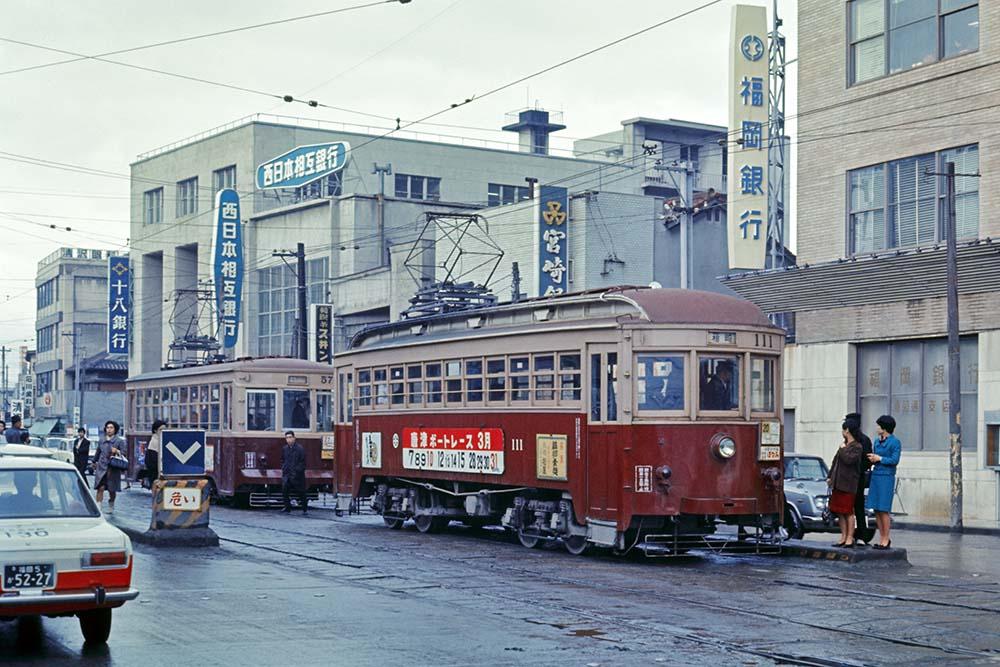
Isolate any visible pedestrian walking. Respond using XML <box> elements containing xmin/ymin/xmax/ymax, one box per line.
<box><xmin>867</xmin><ymin>415</ymin><xmax>901</xmax><ymax>550</ymax></box>
<box><xmin>72</xmin><ymin>426</ymin><xmax>91</xmax><ymax>478</ymax></box>
<box><xmin>828</xmin><ymin>420</ymin><xmax>864</xmax><ymax>547</ymax></box>
<box><xmin>280</xmin><ymin>430</ymin><xmax>307</xmax><ymax>514</ymax></box>
<box><xmin>143</xmin><ymin>419</ymin><xmax>167</xmax><ymax>486</ymax></box>
<box><xmin>3</xmin><ymin>415</ymin><xmax>29</xmax><ymax>443</ymax></box>
<box><xmin>94</xmin><ymin>420</ymin><xmax>125</xmax><ymax>514</ymax></box>
<box><xmin>845</xmin><ymin>412</ymin><xmax>875</xmax><ymax>545</ymax></box>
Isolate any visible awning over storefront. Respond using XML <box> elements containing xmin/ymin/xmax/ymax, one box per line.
<box><xmin>26</xmin><ymin>417</ymin><xmax>64</xmax><ymax>437</ymax></box>
<box><xmin>721</xmin><ymin>239</ymin><xmax>1000</xmax><ymax>314</ymax></box>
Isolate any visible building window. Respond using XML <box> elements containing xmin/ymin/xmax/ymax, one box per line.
<box><xmin>37</xmin><ymin>324</ymin><xmax>57</xmax><ymax>353</ymax></box>
<box><xmin>212</xmin><ymin>165</ymin><xmax>236</xmax><ymax>193</ymax></box>
<box><xmin>295</xmin><ymin>172</ymin><xmax>342</xmax><ymax>203</ymax></box>
<box><xmin>36</xmin><ymin>370</ymin><xmax>54</xmax><ymax>396</ymax></box>
<box><xmin>487</xmin><ymin>183</ymin><xmax>531</xmax><ymax>207</ymax></box>
<box><xmin>848</xmin><ymin>144</ymin><xmax>978</xmax><ymax>254</ymax></box>
<box><xmin>849</xmin><ymin>0</ymin><xmax>979</xmax><ymax>85</ymax></box>
<box><xmin>176</xmin><ymin>177</ymin><xmax>198</xmax><ymax>217</ymax></box>
<box><xmin>255</xmin><ymin>257</ymin><xmax>329</xmax><ymax>357</ymax></box>
<box><xmin>858</xmin><ymin>336</ymin><xmax>978</xmax><ymax>451</ymax></box>
<box><xmin>395</xmin><ymin>173</ymin><xmax>441</xmax><ymax>201</ymax></box>
<box><xmin>143</xmin><ymin>188</ymin><xmax>163</xmax><ymax>225</ymax></box>
<box><xmin>36</xmin><ymin>278</ymin><xmax>57</xmax><ymax>310</ymax></box>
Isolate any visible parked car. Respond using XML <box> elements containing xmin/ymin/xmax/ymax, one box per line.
<box><xmin>41</xmin><ymin>437</ymin><xmax>75</xmax><ymax>465</ymax></box>
<box><xmin>0</xmin><ymin>443</ymin><xmax>54</xmax><ymax>460</ymax></box>
<box><xmin>0</xmin><ymin>455</ymin><xmax>138</xmax><ymax>643</ymax></box>
<box><xmin>782</xmin><ymin>454</ymin><xmax>835</xmax><ymax>539</ymax></box>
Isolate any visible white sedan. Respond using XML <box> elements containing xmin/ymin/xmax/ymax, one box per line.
<box><xmin>0</xmin><ymin>455</ymin><xmax>138</xmax><ymax>643</ymax></box>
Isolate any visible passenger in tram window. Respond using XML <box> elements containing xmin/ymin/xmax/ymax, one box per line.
<box><xmin>828</xmin><ymin>420</ymin><xmax>863</xmax><ymax>548</ymax></box>
<box><xmin>701</xmin><ymin>360</ymin><xmax>737</xmax><ymax>411</ymax></box>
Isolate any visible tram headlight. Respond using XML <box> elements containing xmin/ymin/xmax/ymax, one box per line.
<box><xmin>711</xmin><ymin>435</ymin><xmax>737</xmax><ymax>460</ymax></box>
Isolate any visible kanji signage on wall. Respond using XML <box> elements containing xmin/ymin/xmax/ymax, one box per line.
<box><xmin>312</xmin><ymin>304</ymin><xmax>333</xmax><ymax>364</ymax></box>
<box><xmin>212</xmin><ymin>189</ymin><xmax>243</xmax><ymax>349</ymax></box>
<box><xmin>107</xmin><ymin>255</ymin><xmax>130</xmax><ymax>355</ymax></box>
<box><xmin>255</xmin><ymin>142</ymin><xmax>350</xmax><ymax>190</ymax></box>
<box><xmin>537</xmin><ymin>185</ymin><xmax>568</xmax><ymax>297</ymax></box>
<box><xmin>727</xmin><ymin>4</ymin><xmax>769</xmax><ymax>269</ymax></box>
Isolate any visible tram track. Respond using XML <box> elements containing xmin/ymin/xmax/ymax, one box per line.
<box><xmin>208</xmin><ymin>512</ymin><xmax>998</xmax><ymax>662</ymax></box>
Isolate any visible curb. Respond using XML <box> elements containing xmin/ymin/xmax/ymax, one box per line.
<box><xmin>780</xmin><ymin>540</ymin><xmax>909</xmax><ymax>565</ymax></box>
<box><xmin>111</xmin><ymin>517</ymin><xmax>220</xmax><ymax>547</ymax></box>
<box><xmin>893</xmin><ymin>521</ymin><xmax>1000</xmax><ymax>537</ymax></box>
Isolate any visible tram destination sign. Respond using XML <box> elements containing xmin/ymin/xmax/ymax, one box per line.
<box><xmin>401</xmin><ymin>427</ymin><xmax>504</xmax><ymax>475</ymax></box>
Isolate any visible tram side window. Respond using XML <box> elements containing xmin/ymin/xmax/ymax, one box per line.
<box><xmin>357</xmin><ymin>369</ymin><xmax>372</xmax><ymax>408</ymax></box>
<box><xmin>425</xmin><ymin>363</ymin><xmax>442</xmax><ymax>404</ymax></box>
<box><xmin>338</xmin><ymin>372</ymin><xmax>353</xmax><ymax>422</ymax></box>
<box><xmin>510</xmin><ymin>357</ymin><xmax>530</xmax><ymax>402</ymax></box>
<box><xmin>247</xmin><ymin>391</ymin><xmax>276</xmax><ymax>431</ymax></box>
<box><xmin>390</xmin><ymin>366</ymin><xmax>405</xmax><ymax>406</ymax></box>
<box><xmin>445</xmin><ymin>360</ymin><xmax>462</xmax><ymax>404</ymax></box>
<box><xmin>559</xmin><ymin>353</ymin><xmax>581</xmax><ymax>403</ymax></box>
<box><xmin>374</xmin><ymin>368</ymin><xmax>388</xmax><ymax>406</ymax></box>
<box><xmin>606</xmin><ymin>353</ymin><xmax>618</xmax><ymax>421</ymax></box>
<box><xmin>751</xmin><ymin>357</ymin><xmax>775</xmax><ymax>413</ymax></box>
<box><xmin>317</xmin><ymin>391</ymin><xmax>334</xmax><ymax>431</ymax></box>
<box><xmin>534</xmin><ymin>355</ymin><xmax>555</xmax><ymax>401</ymax></box>
<box><xmin>283</xmin><ymin>390</ymin><xmax>311</xmax><ymax>430</ymax></box>
<box><xmin>636</xmin><ymin>354</ymin><xmax>685</xmax><ymax>411</ymax></box>
<box><xmin>407</xmin><ymin>365</ymin><xmax>423</xmax><ymax>406</ymax></box>
<box><xmin>465</xmin><ymin>359</ymin><xmax>483</xmax><ymax>403</ymax></box>
<box><xmin>487</xmin><ymin>358</ymin><xmax>506</xmax><ymax>404</ymax></box>
<box><xmin>699</xmin><ymin>356</ymin><xmax>740</xmax><ymax>411</ymax></box>
<box><xmin>590</xmin><ymin>355</ymin><xmax>601</xmax><ymax>421</ymax></box>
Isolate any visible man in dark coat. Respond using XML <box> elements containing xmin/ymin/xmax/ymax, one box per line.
<box><xmin>72</xmin><ymin>427</ymin><xmax>91</xmax><ymax>478</ymax></box>
<box><xmin>703</xmin><ymin>362</ymin><xmax>735</xmax><ymax>410</ymax></box>
<box><xmin>3</xmin><ymin>415</ymin><xmax>29</xmax><ymax>444</ymax></box>
<box><xmin>281</xmin><ymin>431</ymin><xmax>308</xmax><ymax>514</ymax></box>
<box><xmin>845</xmin><ymin>412</ymin><xmax>876</xmax><ymax>544</ymax></box>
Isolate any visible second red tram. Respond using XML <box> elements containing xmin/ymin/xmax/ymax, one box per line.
<box><xmin>125</xmin><ymin>358</ymin><xmax>336</xmax><ymax>506</ymax></box>
<box><xmin>332</xmin><ymin>287</ymin><xmax>785</xmax><ymax>554</ymax></box>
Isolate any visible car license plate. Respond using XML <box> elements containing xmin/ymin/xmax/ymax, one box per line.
<box><xmin>758</xmin><ymin>445</ymin><xmax>781</xmax><ymax>461</ymax></box>
<box><xmin>4</xmin><ymin>564</ymin><xmax>55</xmax><ymax>590</ymax></box>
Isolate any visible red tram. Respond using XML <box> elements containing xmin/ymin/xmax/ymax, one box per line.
<box><xmin>332</xmin><ymin>287</ymin><xmax>785</xmax><ymax>554</ymax></box>
<box><xmin>125</xmin><ymin>358</ymin><xmax>336</xmax><ymax>506</ymax></box>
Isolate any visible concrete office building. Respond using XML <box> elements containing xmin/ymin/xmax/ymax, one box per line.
<box><xmin>727</xmin><ymin>0</ymin><xmax>999</xmax><ymax>521</ymax></box>
<box><xmin>33</xmin><ymin>247</ymin><xmax>127</xmax><ymax>431</ymax></box>
<box><xmin>129</xmin><ymin>111</ymin><xmax>738</xmax><ymax>375</ymax></box>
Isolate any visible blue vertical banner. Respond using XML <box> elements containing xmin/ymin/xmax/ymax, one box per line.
<box><xmin>107</xmin><ymin>256</ymin><xmax>130</xmax><ymax>355</ymax></box>
<box><xmin>537</xmin><ymin>185</ymin><xmax>569</xmax><ymax>297</ymax></box>
<box><xmin>213</xmin><ymin>189</ymin><xmax>243</xmax><ymax>349</ymax></box>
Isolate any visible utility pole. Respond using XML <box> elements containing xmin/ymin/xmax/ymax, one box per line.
<box><xmin>61</xmin><ymin>330</ymin><xmax>80</xmax><ymax>427</ymax></box>
<box><xmin>927</xmin><ymin>161</ymin><xmax>980</xmax><ymax>532</ymax></box>
<box><xmin>0</xmin><ymin>346</ymin><xmax>9</xmax><ymax>419</ymax></box>
<box><xmin>657</xmin><ymin>161</ymin><xmax>696</xmax><ymax>289</ymax></box>
<box><xmin>372</xmin><ymin>163</ymin><xmax>392</xmax><ymax>267</ymax></box>
<box><xmin>272</xmin><ymin>245</ymin><xmax>309</xmax><ymax>360</ymax></box>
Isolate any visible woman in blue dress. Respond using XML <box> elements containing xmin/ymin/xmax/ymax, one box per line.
<box><xmin>866</xmin><ymin>415</ymin><xmax>901</xmax><ymax>550</ymax></box>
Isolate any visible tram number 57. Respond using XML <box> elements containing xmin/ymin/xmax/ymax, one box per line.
<box><xmin>320</xmin><ymin>375</ymin><xmax>335</xmax><ymax>385</ymax></box>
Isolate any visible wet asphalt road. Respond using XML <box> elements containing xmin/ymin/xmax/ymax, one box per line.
<box><xmin>2</xmin><ymin>488</ymin><xmax>999</xmax><ymax>666</ymax></box>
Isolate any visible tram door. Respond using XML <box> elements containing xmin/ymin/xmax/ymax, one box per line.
<box><xmin>587</xmin><ymin>345</ymin><xmax>620</xmax><ymax>519</ymax></box>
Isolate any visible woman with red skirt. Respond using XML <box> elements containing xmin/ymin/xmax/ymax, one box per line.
<box><xmin>828</xmin><ymin>421</ymin><xmax>863</xmax><ymax>547</ymax></box>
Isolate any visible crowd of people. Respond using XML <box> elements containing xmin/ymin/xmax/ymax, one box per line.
<box><xmin>828</xmin><ymin>412</ymin><xmax>901</xmax><ymax>550</ymax></box>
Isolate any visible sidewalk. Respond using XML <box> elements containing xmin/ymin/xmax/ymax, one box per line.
<box><xmin>893</xmin><ymin>514</ymin><xmax>1000</xmax><ymax>536</ymax></box>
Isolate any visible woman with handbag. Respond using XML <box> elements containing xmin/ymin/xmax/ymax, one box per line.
<box><xmin>94</xmin><ymin>420</ymin><xmax>127</xmax><ymax>514</ymax></box>
<box><xmin>827</xmin><ymin>420</ymin><xmax>864</xmax><ymax>547</ymax></box>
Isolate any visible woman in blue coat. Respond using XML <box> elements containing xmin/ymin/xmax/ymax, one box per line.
<box><xmin>866</xmin><ymin>414</ymin><xmax>901</xmax><ymax>549</ymax></box>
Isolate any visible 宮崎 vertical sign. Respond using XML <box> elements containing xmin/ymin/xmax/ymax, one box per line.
<box><xmin>212</xmin><ymin>189</ymin><xmax>243</xmax><ymax>348</ymax></box>
<box><xmin>312</xmin><ymin>304</ymin><xmax>333</xmax><ymax>364</ymax></box>
<box><xmin>537</xmin><ymin>185</ymin><xmax>568</xmax><ymax>297</ymax></box>
<box><xmin>727</xmin><ymin>4</ymin><xmax>769</xmax><ymax>270</ymax></box>
<box><xmin>107</xmin><ymin>256</ymin><xmax>130</xmax><ymax>355</ymax></box>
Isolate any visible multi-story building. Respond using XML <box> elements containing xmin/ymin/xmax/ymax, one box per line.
<box><xmin>726</xmin><ymin>0</ymin><xmax>997</xmax><ymax>520</ymax></box>
<box><xmin>33</xmin><ymin>247</ymin><xmax>127</xmax><ymax>429</ymax></box>
<box><xmin>128</xmin><ymin>112</ymin><xmax>735</xmax><ymax>375</ymax></box>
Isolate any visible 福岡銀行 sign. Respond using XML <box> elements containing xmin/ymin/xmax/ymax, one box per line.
<box><xmin>255</xmin><ymin>142</ymin><xmax>350</xmax><ymax>190</ymax></box>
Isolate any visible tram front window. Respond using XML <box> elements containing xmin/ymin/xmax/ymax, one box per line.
<box><xmin>283</xmin><ymin>390</ymin><xmax>311</xmax><ymax>430</ymax></box>
<box><xmin>699</xmin><ymin>356</ymin><xmax>740</xmax><ymax>411</ymax></box>
<box><xmin>636</xmin><ymin>354</ymin><xmax>685</xmax><ymax>411</ymax></box>
<box><xmin>247</xmin><ymin>391</ymin><xmax>276</xmax><ymax>431</ymax></box>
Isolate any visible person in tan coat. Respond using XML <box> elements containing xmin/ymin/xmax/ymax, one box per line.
<box><xmin>828</xmin><ymin>420</ymin><xmax>863</xmax><ymax>548</ymax></box>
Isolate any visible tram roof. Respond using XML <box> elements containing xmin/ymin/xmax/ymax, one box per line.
<box><xmin>348</xmin><ymin>286</ymin><xmax>778</xmax><ymax>352</ymax></box>
<box><xmin>127</xmin><ymin>357</ymin><xmax>334</xmax><ymax>384</ymax></box>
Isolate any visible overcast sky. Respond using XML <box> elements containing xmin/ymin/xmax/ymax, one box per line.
<box><xmin>0</xmin><ymin>0</ymin><xmax>797</xmax><ymax>370</ymax></box>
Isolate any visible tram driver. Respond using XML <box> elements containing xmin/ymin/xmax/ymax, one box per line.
<box><xmin>701</xmin><ymin>359</ymin><xmax>737</xmax><ymax>411</ymax></box>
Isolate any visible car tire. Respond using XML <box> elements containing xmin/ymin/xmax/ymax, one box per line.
<box><xmin>78</xmin><ymin>608</ymin><xmax>112</xmax><ymax>644</ymax></box>
<box><xmin>783</xmin><ymin>506</ymin><xmax>805</xmax><ymax>540</ymax></box>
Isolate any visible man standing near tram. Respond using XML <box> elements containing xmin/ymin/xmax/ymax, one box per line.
<box><xmin>281</xmin><ymin>431</ymin><xmax>307</xmax><ymax>515</ymax></box>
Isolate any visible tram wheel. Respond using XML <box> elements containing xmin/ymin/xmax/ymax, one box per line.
<box><xmin>414</xmin><ymin>515</ymin><xmax>446</xmax><ymax>534</ymax></box>
<box><xmin>383</xmin><ymin>516</ymin><xmax>405</xmax><ymax>530</ymax></box>
<box><xmin>517</xmin><ymin>529</ymin><xmax>541</xmax><ymax>549</ymax></box>
<box><xmin>563</xmin><ymin>534</ymin><xmax>589</xmax><ymax>556</ymax></box>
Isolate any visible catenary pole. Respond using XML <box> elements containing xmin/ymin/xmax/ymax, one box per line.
<box><xmin>944</xmin><ymin>160</ymin><xmax>963</xmax><ymax>532</ymax></box>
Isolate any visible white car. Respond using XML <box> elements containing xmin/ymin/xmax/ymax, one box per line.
<box><xmin>0</xmin><ymin>455</ymin><xmax>138</xmax><ymax>643</ymax></box>
<box><xmin>41</xmin><ymin>437</ymin><xmax>76</xmax><ymax>465</ymax></box>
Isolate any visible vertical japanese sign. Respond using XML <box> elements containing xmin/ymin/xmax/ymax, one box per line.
<box><xmin>727</xmin><ymin>4</ymin><xmax>769</xmax><ymax>270</ymax></box>
<box><xmin>312</xmin><ymin>304</ymin><xmax>333</xmax><ymax>364</ymax></box>
<box><xmin>537</xmin><ymin>185</ymin><xmax>568</xmax><ymax>297</ymax></box>
<box><xmin>212</xmin><ymin>189</ymin><xmax>243</xmax><ymax>349</ymax></box>
<box><xmin>107</xmin><ymin>256</ymin><xmax>130</xmax><ymax>355</ymax></box>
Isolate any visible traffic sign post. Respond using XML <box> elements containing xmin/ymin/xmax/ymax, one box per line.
<box><xmin>160</xmin><ymin>429</ymin><xmax>207</xmax><ymax>478</ymax></box>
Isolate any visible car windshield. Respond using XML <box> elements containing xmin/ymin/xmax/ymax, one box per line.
<box><xmin>0</xmin><ymin>469</ymin><xmax>100</xmax><ymax>519</ymax></box>
<box><xmin>784</xmin><ymin>457</ymin><xmax>828</xmax><ymax>480</ymax></box>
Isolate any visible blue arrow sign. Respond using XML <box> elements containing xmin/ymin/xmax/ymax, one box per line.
<box><xmin>255</xmin><ymin>142</ymin><xmax>350</xmax><ymax>190</ymax></box>
<box><xmin>161</xmin><ymin>429</ymin><xmax>206</xmax><ymax>477</ymax></box>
